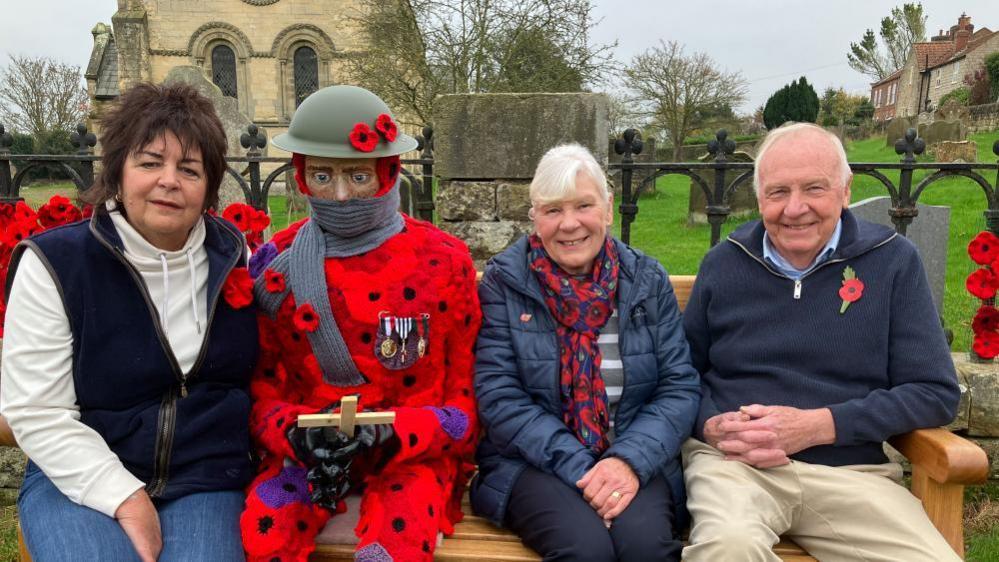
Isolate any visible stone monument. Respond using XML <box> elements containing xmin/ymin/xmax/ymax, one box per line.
<box><xmin>885</xmin><ymin>116</ymin><xmax>915</xmax><ymax>147</ymax></box>
<box><xmin>687</xmin><ymin>150</ymin><xmax>756</xmax><ymax>225</ymax></box>
<box><xmin>849</xmin><ymin>196</ymin><xmax>950</xmax><ymax>314</ymax></box>
<box><xmin>433</xmin><ymin>93</ymin><xmax>609</xmax><ymax>265</ymax></box>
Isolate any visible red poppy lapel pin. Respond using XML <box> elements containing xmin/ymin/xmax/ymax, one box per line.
<box><xmin>839</xmin><ymin>266</ymin><xmax>864</xmax><ymax>314</ymax></box>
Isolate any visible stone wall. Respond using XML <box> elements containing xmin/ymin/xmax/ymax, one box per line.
<box><xmin>967</xmin><ymin>102</ymin><xmax>999</xmax><ymax>133</ymax></box>
<box><xmin>433</xmin><ymin>93</ymin><xmax>609</xmax><ymax>266</ymax></box>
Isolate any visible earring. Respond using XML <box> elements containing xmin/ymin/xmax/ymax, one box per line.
<box><xmin>114</xmin><ymin>192</ymin><xmax>122</xmax><ymax>203</ymax></box>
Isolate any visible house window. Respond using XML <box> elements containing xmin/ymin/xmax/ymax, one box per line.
<box><xmin>212</xmin><ymin>45</ymin><xmax>238</xmax><ymax>98</ymax></box>
<box><xmin>953</xmin><ymin>61</ymin><xmax>961</xmax><ymax>83</ymax></box>
<box><xmin>935</xmin><ymin>69</ymin><xmax>941</xmax><ymax>86</ymax></box>
<box><xmin>890</xmin><ymin>83</ymin><xmax>896</xmax><ymax>104</ymax></box>
<box><xmin>293</xmin><ymin>46</ymin><xmax>319</xmax><ymax>107</ymax></box>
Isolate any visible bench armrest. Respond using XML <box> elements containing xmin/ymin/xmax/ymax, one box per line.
<box><xmin>888</xmin><ymin>428</ymin><xmax>989</xmax><ymax>557</ymax></box>
<box><xmin>0</xmin><ymin>415</ymin><xmax>15</xmax><ymax>448</ymax></box>
<box><xmin>888</xmin><ymin>428</ymin><xmax>989</xmax><ymax>485</ymax></box>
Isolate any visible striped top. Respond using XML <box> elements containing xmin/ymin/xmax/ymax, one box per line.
<box><xmin>597</xmin><ymin>310</ymin><xmax>623</xmax><ymax>438</ymax></box>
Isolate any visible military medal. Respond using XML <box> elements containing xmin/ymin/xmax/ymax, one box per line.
<box><xmin>398</xmin><ymin>317</ymin><xmax>413</xmax><ymax>362</ymax></box>
<box><xmin>380</xmin><ymin>316</ymin><xmax>398</xmax><ymax>358</ymax></box>
<box><xmin>417</xmin><ymin>314</ymin><xmax>429</xmax><ymax>357</ymax></box>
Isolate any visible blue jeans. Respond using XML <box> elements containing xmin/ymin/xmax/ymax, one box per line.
<box><xmin>19</xmin><ymin>462</ymin><xmax>246</xmax><ymax>561</ymax></box>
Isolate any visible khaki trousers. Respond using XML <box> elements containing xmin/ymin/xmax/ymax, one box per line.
<box><xmin>681</xmin><ymin>439</ymin><xmax>960</xmax><ymax>562</ymax></box>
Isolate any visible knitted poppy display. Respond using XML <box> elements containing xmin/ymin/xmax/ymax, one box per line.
<box><xmin>967</xmin><ymin>231</ymin><xmax>999</xmax><ymax>359</ymax></box>
<box><xmin>240</xmin><ymin>214</ymin><xmax>481</xmax><ymax>562</ymax></box>
<box><xmin>0</xmin><ymin>195</ymin><xmax>88</xmax><ymax>337</ymax></box>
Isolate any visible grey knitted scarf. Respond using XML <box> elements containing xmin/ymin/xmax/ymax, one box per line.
<box><xmin>254</xmin><ymin>181</ymin><xmax>404</xmax><ymax>387</ymax></box>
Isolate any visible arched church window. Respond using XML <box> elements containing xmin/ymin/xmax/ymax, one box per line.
<box><xmin>212</xmin><ymin>45</ymin><xmax>238</xmax><ymax>98</ymax></box>
<box><xmin>293</xmin><ymin>46</ymin><xmax>319</xmax><ymax>107</ymax></box>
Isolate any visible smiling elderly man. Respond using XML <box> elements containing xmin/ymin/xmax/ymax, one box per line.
<box><xmin>680</xmin><ymin>122</ymin><xmax>961</xmax><ymax>561</ymax></box>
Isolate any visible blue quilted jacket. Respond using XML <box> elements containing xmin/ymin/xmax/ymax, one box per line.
<box><xmin>470</xmin><ymin>236</ymin><xmax>700</xmax><ymax>528</ymax></box>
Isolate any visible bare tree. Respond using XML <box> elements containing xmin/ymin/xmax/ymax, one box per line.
<box><xmin>0</xmin><ymin>55</ymin><xmax>88</xmax><ymax>137</ymax></box>
<box><xmin>344</xmin><ymin>0</ymin><xmax>615</xmax><ymax>125</ymax></box>
<box><xmin>847</xmin><ymin>3</ymin><xmax>927</xmax><ymax>81</ymax></box>
<box><xmin>624</xmin><ymin>40</ymin><xmax>747</xmax><ymax>161</ymax></box>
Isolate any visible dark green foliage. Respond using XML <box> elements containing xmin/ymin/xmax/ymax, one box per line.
<box><xmin>939</xmin><ymin>87</ymin><xmax>970</xmax><ymax>107</ymax></box>
<box><xmin>763</xmin><ymin>77</ymin><xmax>819</xmax><ymax>129</ymax></box>
<box><xmin>853</xmin><ymin>99</ymin><xmax>875</xmax><ymax>121</ymax></box>
<box><xmin>10</xmin><ymin>130</ymin><xmax>79</xmax><ymax>183</ymax></box>
<box><xmin>985</xmin><ymin>53</ymin><xmax>999</xmax><ymax>103</ymax></box>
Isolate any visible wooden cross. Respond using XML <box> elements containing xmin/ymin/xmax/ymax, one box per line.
<box><xmin>297</xmin><ymin>396</ymin><xmax>395</xmax><ymax>437</ymax></box>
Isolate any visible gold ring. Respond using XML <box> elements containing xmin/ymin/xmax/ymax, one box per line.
<box><xmin>610</xmin><ymin>490</ymin><xmax>622</xmax><ymax>499</ymax></box>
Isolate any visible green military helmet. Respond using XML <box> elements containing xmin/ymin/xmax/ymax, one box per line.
<box><xmin>273</xmin><ymin>85</ymin><xmax>418</xmax><ymax>158</ymax></box>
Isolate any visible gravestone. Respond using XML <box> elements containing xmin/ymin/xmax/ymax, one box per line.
<box><xmin>918</xmin><ymin>99</ymin><xmax>969</xmax><ymax>146</ymax></box>
<box><xmin>849</xmin><ymin>196</ymin><xmax>949</xmax><ymax>314</ymax></box>
<box><xmin>162</xmin><ymin>66</ymin><xmax>261</xmax><ymax>210</ymax></box>
<box><xmin>931</xmin><ymin>140</ymin><xmax>977</xmax><ymax>163</ymax></box>
<box><xmin>688</xmin><ymin>151</ymin><xmax>756</xmax><ymax>225</ymax></box>
<box><xmin>885</xmin><ymin>117</ymin><xmax>914</xmax><ymax>146</ymax></box>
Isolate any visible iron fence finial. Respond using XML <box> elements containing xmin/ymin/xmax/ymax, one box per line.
<box><xmin>894</xmin><ymin>127</ymin><xmax>925</xmax><ymax>163</ymax></box>
<box><xmin>614</xmin><ymin>129</ymin><xmax>643</xmax><ymax>159</ymax></box>
<box><xmin>417</xmin><ymin>126</ymin><xmax>434</xmax><ymax>155</ymax></box>
<box><xmin>240</xmin><ymin>124</ymin><xmax>267</xmax><ymax>155</ymax></box>
<box><xmin>69</xmin><ymin>124</ymin><xmax>97</xmax><ymax>154</ymax></box>
<box><xmin>707</xmin><ymin>129</ymin><xmax>735</xmax><ymax>162</ymax></box>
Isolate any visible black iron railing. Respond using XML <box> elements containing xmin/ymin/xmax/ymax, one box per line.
<box><xmin>0</xmin><ymin>123</ymin><xmax>436</xmax><ymax>223</ymax></box>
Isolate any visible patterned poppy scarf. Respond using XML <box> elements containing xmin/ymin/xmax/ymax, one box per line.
<box><xmin>528</xmin><ymin>234</ymin><xmax>619</xmax><ymax>454</ymax></box>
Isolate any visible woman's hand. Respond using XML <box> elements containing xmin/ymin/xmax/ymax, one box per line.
<box><xmin>115</xmin><ymin>490</ymin><xmax>162</xmax><ymax>562</ymax></box>
<box><xmin>576</xmin><ymin>457</ymin><xmax>639</xmax><ymax>522</ymax></box>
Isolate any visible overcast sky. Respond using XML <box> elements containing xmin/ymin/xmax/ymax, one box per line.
<box><xmin>3</xmin><ymin>1</ymin><xmax>999</xmax><ymax>115</ymax></box>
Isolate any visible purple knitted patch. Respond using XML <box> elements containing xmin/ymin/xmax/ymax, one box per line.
<box><xmin>256</xmin><ymin>466</ymin><xmax>311</xmax><ymax>509</ymax></box>
<box><xmin>249</xmin><ymin>242</ymin><xmax>278</xmax><ymax>279</ymax></box>
<box><xmin>427</xmin><ymin>406</ymin><xmax>468</xmax><ymax>440</ymax></box>
<box><xmin>355</xmin><ymin>542</ymin><xmax>393</xmax><ymax>562</ymax></box>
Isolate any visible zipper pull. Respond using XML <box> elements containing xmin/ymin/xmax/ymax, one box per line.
<box><xmin>180</xmin><ymin>382</ymin><xmax>188</xmax><ymax>398</ymax></box>
<box><xmin>793</xmin><ymin>279</ymin><xmax>802</xmax><ymax>300</ymax></box>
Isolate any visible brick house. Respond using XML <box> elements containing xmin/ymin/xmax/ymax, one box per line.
<box><xmin>870</xmin><ymin>69</ymin><xmax>901</xmax><ymax>121</ymax></box>
<box><xmin>893</xmin><ymin>14</ymin><xmax>997</xmax><ymax>117</ymax></box>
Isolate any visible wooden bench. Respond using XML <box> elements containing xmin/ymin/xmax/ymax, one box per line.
<box><xmin>6</xmin><ymin>275</ymin><xmax>990</xmax><ymax>561</ymax></box>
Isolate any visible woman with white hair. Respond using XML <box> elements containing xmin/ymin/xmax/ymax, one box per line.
<box><xmin>470</xmin><ymin>144</ymin><xmax>700</xmax><ymax>561</ymax></box>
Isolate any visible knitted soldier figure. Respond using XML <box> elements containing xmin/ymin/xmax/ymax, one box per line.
<box><xmin>239</xmin><ymin>85</ymin><xmax>481</xmax><ymax>562</ymax></box>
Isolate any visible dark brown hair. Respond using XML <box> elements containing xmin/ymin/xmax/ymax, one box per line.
<box><xmin>84</xmin><ymin>82</ymin><xmax>228</xmax><ymax>210</ymax></box>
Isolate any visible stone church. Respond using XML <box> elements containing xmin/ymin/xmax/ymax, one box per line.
<box><xmin>85</xmin><ymin>0</ymin><xmax>370</xmax><ymax>154</ymax></box>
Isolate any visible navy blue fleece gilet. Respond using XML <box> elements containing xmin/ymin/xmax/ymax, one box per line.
<box><xmin>10</xmin><ymin>212</ymin><xmax>259</xmax><ymax>499</ymax></box>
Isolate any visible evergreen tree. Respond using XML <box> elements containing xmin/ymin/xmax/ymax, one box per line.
<box><xmin>763</xmin><ymin>77</ymin><xmax>819</xmax><ymax>129</ymax></box>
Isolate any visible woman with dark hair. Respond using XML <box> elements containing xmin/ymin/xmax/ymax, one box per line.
<box><xmin>472</xmin><ymin>144</ymin><xmax>700</xmax><ymax>561</ymax></box>
<box><xmin>1</xmin><ymin>83</ymin><xmax>258</xmax><ymax>561</ymax></box>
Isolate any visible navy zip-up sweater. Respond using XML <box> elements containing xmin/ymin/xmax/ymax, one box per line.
<box><xmin>683</xmin><ymin>209</ymin><xmax>959</xmax><ymax>467</ymax></box>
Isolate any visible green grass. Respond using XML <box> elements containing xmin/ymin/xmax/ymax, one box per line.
<box><xmin>966</xmin><ymin>480</ymin><xmax>999</xmax><ymax>561</ymax></box>
<box><xmin>618</xmin><ymin>130</ymin><xmax>999</xmax><ymax>352</ymax></box>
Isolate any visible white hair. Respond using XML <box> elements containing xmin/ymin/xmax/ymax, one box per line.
<box><xmin>529</xmin><ymin>143</ymin><xmax>610</xmax><ymax>208</ymax></box>
<box><xmin>753</xmin><ymin>122</ymin><xmax>852</xmax><ymax>194</ymax></box>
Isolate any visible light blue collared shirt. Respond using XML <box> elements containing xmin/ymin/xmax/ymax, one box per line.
<box><xmin>762</xmin><ymin>219</ymin><xmax>842</xmax><ymax>279</ymax></box>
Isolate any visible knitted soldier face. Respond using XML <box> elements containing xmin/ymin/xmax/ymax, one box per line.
<box><xmin>293</xmin><ymin>154</ymin><xmax>401</xmax><ymax>200</ymax></box>
<box><xmin>304</xmin><ymin>157</ymin><xmax>379</xmax><ymax>201</ymax></box>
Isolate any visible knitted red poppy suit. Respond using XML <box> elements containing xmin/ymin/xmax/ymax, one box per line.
<box><xmin>240</xmin><ymin>215</ymin><xmax>481</xmax><ymax>562</ymax></box>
